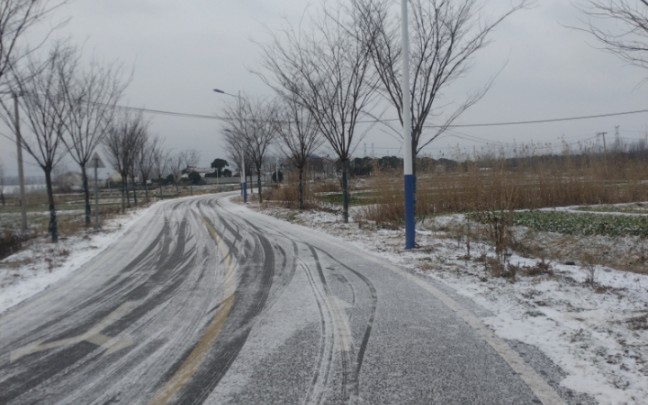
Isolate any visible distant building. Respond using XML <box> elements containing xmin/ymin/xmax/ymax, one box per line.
<box><xmin>54</xmin><ymin>172</ymin><xmax>83</xmax><ymax>192</ymax></box>
<box><xmin>185</xmin><ymin>166</ymin><xmax>213</xmax><ymax>178</ymax></box>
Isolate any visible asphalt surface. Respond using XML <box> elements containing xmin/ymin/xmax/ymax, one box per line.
<box><xmin>0</xmin><ymin>193</ymin><xmax>565</xmax><ymax>404</ymax></box>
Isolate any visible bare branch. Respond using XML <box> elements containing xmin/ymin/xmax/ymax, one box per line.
<box><xmin>257</xmin><ymin>1</ymin><xmax>377</xmax><ymax>221</ymax></box>
<box><xmin>223</xmin><ymin>96</ymin><xmax>277</xmax><ymax>203</ymax></box>
<box><xmin>583</xmin><ymin>0</ymin><xmax>648</xmax><ymax>70</ymax></box>
<box><xmin>354</xmin><ymin>0</ymin><xmax>528</xmax><ymax>168</ymax></box>
<box><xmin>0</xmin><ymin>0</ymin><xmax>68</xmax><ymax>90</ymax></box>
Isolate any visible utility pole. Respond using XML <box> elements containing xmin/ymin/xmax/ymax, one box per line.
<box><xmin>597</xmin><ymin>131</ymin><xmax>608</xmax><ymax>175</ymax></box>
<box><xmin>402</xmin><ymin>0</ymin><xmax>415</xmax><ymax>249</ymax></box>
<box><xmin>13</xmin><ymin>92</ymin><xmax>27</xmax><ymax>232</ymax></box>
<box><xmin>597</xmin><ymin>131</ymin><xmax>608</xmax><ymax>154</ymax></box>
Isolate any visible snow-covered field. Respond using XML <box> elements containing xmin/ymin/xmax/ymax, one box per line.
<box><xmin>1</xmin><ymin>197</ymin><xmax>647</xmax><ymax>404</ymax></box>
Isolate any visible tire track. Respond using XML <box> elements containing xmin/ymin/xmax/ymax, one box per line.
<box><xmin>301</xmin><ymin>248</ymin><xmax>336</xmax><ymax>405</ymax></box>
<box><xmin>154</xmin><ymin>212</ymin><xmax>278</xmax><ymax>404</ymax></box>
<box><xmin>300</xmin><ymin>243</ymin><xmax>378</xmax><ymax>402</ymax></box>
<box><xmin>315</xmin><ymin>247</ymin><xmax>378</xmax><ymax>394</ymax></box>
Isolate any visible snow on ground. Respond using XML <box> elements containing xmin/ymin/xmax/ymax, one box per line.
<box><xmin>2</xmin><ymin>197</ymin><xmax>647</xmax><ymax>404</ymax></box>
<box><xmin>0</xmin><ymin>205</ymin><xmax>156</xmax><ymax>313</ymax></box>
<box><xmin>259</xmin><ymin>205</ymin><xmax>648</xmax><ymax>405</ymax></box>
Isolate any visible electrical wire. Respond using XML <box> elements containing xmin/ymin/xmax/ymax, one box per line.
<box><xmin>422</xmin><ymin>108</ymin><xmax>648</xmax><ymax>128</ymax></box>
<box><xmin>113</xmin><ymin>104</ymin><xmax>227</xmax><ymax>121</ymax></box>
<box><xmin>108</xmin><ymin>102</ymin><xmax>648</xmax><ymax>129</ymax></box>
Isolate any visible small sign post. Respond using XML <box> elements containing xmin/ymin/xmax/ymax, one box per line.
<box><xmin>91</xmin><ymin>152</ymin><xmax>105</xmax><ymax>230</ymax></box>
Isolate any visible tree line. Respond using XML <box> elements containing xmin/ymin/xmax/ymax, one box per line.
<box><xmin>226</xmin><ymin>0</ymin><xmax>529</xmax><ymax>223</ymax></box>
<box><xmin>0</xmin><ymin>0</ymin><xmax>205</xmax><ymax>242</ymax></box>
<box><xmin>228</xmin><ymin>0</ymin><xmax>648</xmax><ymax>230</ymax></box>
<box><xmin>2</xmin><ymin>0</ymin><xmax>644</xmax><ymax>241</ymax></box>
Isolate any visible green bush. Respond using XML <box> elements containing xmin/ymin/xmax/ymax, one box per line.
<box><xmin>508</xmin><ymin>211</ymin><xmax>648</xmax><ymax>238</ymax></box>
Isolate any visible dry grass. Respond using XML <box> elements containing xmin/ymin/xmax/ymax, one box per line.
<box><xmin>263</xmin><ymin>172</ymin><xmax>342</xmax><ymax>209</ymax></box>
<box><xmin>350</xmin><ymin>149</ymin><xmax>648</xmax><ymax>278</ymax></box>
<box><xmin>359</xmin><ymin>151</ymin><xmax>648</xmax><ymax>225</ymax></box>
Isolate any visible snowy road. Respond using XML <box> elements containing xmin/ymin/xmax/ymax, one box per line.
<box><xmin>0</xmin><ymin>193</ymin><xmax>564</xmax><ymax>404</ymax></box>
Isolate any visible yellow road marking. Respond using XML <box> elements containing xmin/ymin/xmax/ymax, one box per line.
<box><xmin>148</xmin><ymin>217</ymin><xmax>236</xmax><ymax>404</ymax></box>
<box><xmin>10</xmin><ymin>300</ymin><xmax>140</xmax><ymax>362</ymax></box>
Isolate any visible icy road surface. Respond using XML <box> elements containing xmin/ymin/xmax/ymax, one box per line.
<box><xmin>0</xmin><ymin>193</ymin><xmax>564</xmax><ymax>404</ymax></box>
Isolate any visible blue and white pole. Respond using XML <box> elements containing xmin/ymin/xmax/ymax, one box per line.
<box><xmin>402</xmin><ymin>0</ymin><xmax>415</xmax><ymax>249</ymax></box>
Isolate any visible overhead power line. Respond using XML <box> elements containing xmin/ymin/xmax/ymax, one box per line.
<box><xmin>107</xmin><ymin>102</ymin><xmax>648</xmax><ymax>128</ymax></box>
<box><xmin>113</xmin><ymin>104</ymin><xmax>227</xmax><ymax>121</ymax></box>
<box><xmin>423</xmin><ymin>108</ymin><xmax>648</xmax><ymax>128</ymax></box>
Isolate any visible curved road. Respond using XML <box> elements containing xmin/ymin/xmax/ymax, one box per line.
<box><xmin>0</xmin><ymin>193</ymin><xmax>565</xmax><ymax>404</ymax></box>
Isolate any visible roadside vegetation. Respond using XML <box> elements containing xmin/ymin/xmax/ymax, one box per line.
<box><xmin>0</xmin><ymin>182</ymin><xmax>236</xmax><ymax>261</ymax></box>
<box><xmin>264</xmin><ymin>141</ymin><xmax>648</xmax><ymax>276</ymax></box>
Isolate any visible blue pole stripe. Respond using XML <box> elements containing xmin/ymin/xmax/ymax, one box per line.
<box><xmin>404</xmin><ymin>174</ymin><xmax>415</xmax><ymax>249</ymax></box>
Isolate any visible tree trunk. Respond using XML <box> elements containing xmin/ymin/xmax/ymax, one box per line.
<box><xmin>257</xmin><ymin>166</ymin><xmax>263</xmax><ymax>203</ymax></box>
<box><xmin>341</xmin><ymin>158</ymin><xmax>349</xmax><ymax>223</ymax></box>
<box><xmin>124</xmin><ymin>175</ymin><xmax>131</xmax><ymax>208</ymax></box>
<box><xmin>120</xmin><ymin>174</ymin><xmax>126</xmax><ymax>213</ymax></box>
<box><xmin>45</xmin><ymin>169</ymin><xmax>58</xmax><ymax>243</ymax></box>
<box><xmin>298</xmin><ymin>166</ymin><xmax>304</xmax><ymax>210</ymax></box>
<box><xmin>144</xmin><ymin>179</ymin><xmax>149</xmax><ymax>202</ymax></box>
<box><xmin>81</xmin><ymin>164</ymin><xmax>91</xmax><ymax>226</ymax></box>
<box><xmin>131</xmin><ymin>176</ymin><xmax>138</xmax><ymax>207</ymax></box>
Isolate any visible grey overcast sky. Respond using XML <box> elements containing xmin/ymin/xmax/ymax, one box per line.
<box><xmin>1</xmin><ymin>0</ymin><xmax>647</xmax><ymax>177</ymax></box>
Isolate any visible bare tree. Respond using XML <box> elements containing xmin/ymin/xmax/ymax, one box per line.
<box><xmin>276</xmin><ymin>94</ymin><xmax>323</xmax><ymax>209</ymax></box>
<box><xmin>354</xmin><ymin>0</ymin><xmax>527</xmax><ymax>174</ymax></box>
<box><xmin>0</xmin><ymin>160</ymin><xmax>5</xmax><ymax>206</ymax></box>
<box><xmin>151</xmin><ymin>140</ymin><xmax>169</xmax><ymax>198</ymax></box>
<box><xmin>127</xmin><ymin>128</ymin><xmax>146</xmax><ymax>207</ymax></box>
<box><xmin>224</xmin><ymin>97</ymin><xmax>277</xmax><ymax>202</ymax></box>
<box><xmin>260</xmin><ymin>3</ymin><xmax>376</xmax><ymax>222</ymax></box>
<box><xmin>137</xmin><ymin>134</ymin><xmax>162</xmax><ymax>203</ymax></box>
<box><xmin>584</xmin><ymin>1</ymin><xmax>648</xmax><ymax>69</ymax></box>
<box><xmin>167</xmin><ymin>152</ymin><xmax>185</xmax><ymax>195</ymax></box>
<box><xmin>179</xmin><ymin>148</ymin><xmax>200</xmax><ymax>194</ymax></box>
<box><xmin>0</xmin><ymin>43</ymin><xmax>73</xmax><ymax>242</ymax></box>
<box><xmin>58</xmin><ymin>49</ymin><xmax>127</xmax><ymax>225</ymax></box>
<box><xmin>0</xmin><ymin>0</ymin><xmax>66</xmax><ymax>89</ymax></box>
<box><xmin>223</xmin><ymin>94</ymin><xmax>255</xmax><ymax>198</ymax></box>
<box><xmin>104</xmin><ymin>111</ymin><xmax>147</xmax><ymax>213</ymax></box>
<box><xmin>247</xmin><ymin>100</ymin><xmax>277</xmax><ymax>203</ymax></box>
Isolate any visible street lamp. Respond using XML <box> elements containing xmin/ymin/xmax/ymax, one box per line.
<box><xmin>213</xmin><ymin>88</ymin><xmax>247</xmax><ymax>203</ymax></box>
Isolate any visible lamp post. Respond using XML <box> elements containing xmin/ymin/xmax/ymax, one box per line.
<box><xmin>402</xmin><ymin>0</ymin><xmax>415</xmax><ymax>249</ymax></box>
<box><xmin>213</xmin><ymin>88</ymin><xmax>247</xmax><ymax>203</ymax></box>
